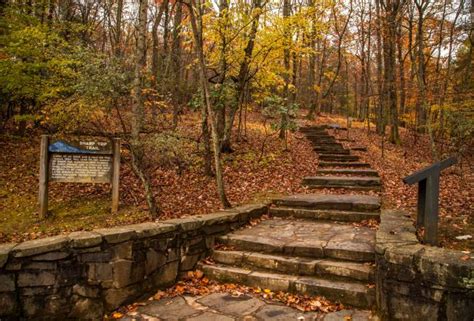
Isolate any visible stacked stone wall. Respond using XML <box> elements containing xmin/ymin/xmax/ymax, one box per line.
<box><xmin>376</xmin><ymin>210</ymin><xmax>474</xmax><ymax>321</ymax></box>
<box><xmin>0</xmin><ymin>204</ymin><xmax>268</xmax><ymax>320</ymax></box>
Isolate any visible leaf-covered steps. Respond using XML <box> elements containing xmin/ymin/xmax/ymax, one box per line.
<box><xmin>199</xmin><ymin>264</ymin><xmax>375</xmax><ymax>308</ymax></box>
<box><xmin>317</xmin><ymin>168</ymin><xmax>379</xmax><ymax>177</ymax></box>
<box><xmin>302</xmin><ymin>176</ymin><xmax>382</xmax><ymax>191</ymax></box>
<box><xmin>270</xmin><ymin>193</ymin><xmax>380</xmax><ymax>222</ymax></box>
<box><xmin>314</xmin><ymin>147</ymin><xmax>350</xmax><ymax>155</ymax></box>
<box><xmin>319</xmin><ymin>161</ymin><xmax>371</xmax><ymax>168</ymax></box>
<box><xmin>200</xmin><ymin>217</ymin><xmax>377</xmax><ymax>308</ymax></box>
<box><xmin>319</xmin><ymin>154</ymin><xmax>360</xmax><ymax>162</ymax></box>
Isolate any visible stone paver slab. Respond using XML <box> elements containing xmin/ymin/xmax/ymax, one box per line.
<box><xmin>137</xmin><ymin>297</ymin><xmax>199</xmax><ymax>320</ymax></box>
<box><xmin>273</xmin><ymin>194</ymin><xmax>380</xmax><ymax>212</ymax></box>
<box><xmin>197</xmin><ymin>292</ymin><xmax>264</xmax><ymax>316</ymax></box>
<box><xmin>219</xmin><ymin>219</ymin><xmax>375</xmax><ymax>261</ymax></box>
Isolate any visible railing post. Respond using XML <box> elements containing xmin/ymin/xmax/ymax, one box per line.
<box><xmin>417</xmin><ymin>179</ymin><xmax>427</xmax><ymax>229</ymax></box>
<box><xmin>403</xmin><ymin>157</ymin><xmax>456</xmax><ymax>247</ymax></box>
<box><xmin>424</xmin><ymin>164</ymin><xmax>440</xmax><ymax>245</ymax></box>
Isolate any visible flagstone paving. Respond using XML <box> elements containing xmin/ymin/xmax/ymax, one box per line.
<box><xmin>117</xmin><ymin>292</ymin><xmax>376</xmax><ymax>321</ymax></box>
<box><xmin>217</xmin><ymin>218</ymin><xmax>375</xmax><ymax>262</ymax></box>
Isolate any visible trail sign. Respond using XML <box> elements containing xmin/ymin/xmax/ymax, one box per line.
<box><xmin>39</xmin><ymin>135</ymin><xmax>120</xmax><ymax>218</ymax></box>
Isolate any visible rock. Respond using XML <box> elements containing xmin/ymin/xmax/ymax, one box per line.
<box><xmin>198</xmin><ymin>292</ymin><xmax>265</xmax><ymax>316</ymax></box>
<box><xmin>94</xmin><ymin>227</ymin><xmax>135</xmax><ymax>244</ymax></box>
<box><xmin>165</xmin><ymin>217</ymin><xmax>204</xmax><ymax>231</ymax></box>
<box><xmin>0</xmin><ymin>243</ymin><xmax>16</xmax><ymax>268</ymax></box>
<box><xmin>180</xmin><ymin>253</ymin><xmax>201</xmax><ymax>271</ymax></box>
<box><xmin>323</xmin><ymin>310</ymin><xmax>356</xmax><ymax>321</ymax></box>
<box><xmin>0</xmin><ymin>274</ymin><xmax>15</xmax><ymax>292</ymax></box>
<box><xmin>194</xmin><ymin>211</ymin><xmax>240</xmax><ymax>226</ymax></box>
<box><xmin>87</xmin><ymin>262</ymin><xmax>113</xmax><ymax>286</ymax></box>
<box><xmin>69</xmin><ymin>297</ymin><xmax>104</xmax><ymax>320</ymax></box>
<box><xmin>21</xmin><ymin>296</ymin><xmax>40</xmax><ymax>317</ymax></box>
<box><xmin>68</xmin><ymin>231</ymin><xmax>103</xmax><ymax>248</ymax></box>
<box><xmin>72</xmin><ymin>284</ymin><xmax>100</xmax><ymax>298</ymax></box>
<box><xmin>112</xmin><ymin>259</ymin><xmax>133</xmax><ymax>288</ymax></box>
<box><xmin>32</xmin><ymin>251</ymin><xmax>70</xmax><ymax>261</ymax></box>
<box><xmin>187</xmin><ymin>311</ymin><xmax>235</xmax><ymax>321</ymax></box>
<box><xmin>103</xmin><ymin>284</ymin><xmax>141</xmax><ymax>310</ymax></box>
<box><xmin>80</xmin><ymin>250</ymin><xmax>112</xmax><ymax>263</ymax></box>
<box><xmin>13</xmin><ymin>236</ymin><xmax>68</xmax><ymax>258</ymax></box>
<box><xmin>446</xmin><ymin>292</ymin><xmax>474</xmax><ymax>321</ymax></box>
<box><xmin>145</xmin><ymin>248</ymin><xmax>167</xmax><ymax>275</ymax></box>
<box><xmin>255</xmin><ymin>304</ymin><xmax>316</xmax><ymax>321</ymax></box>
<box><xmin>151</xmin><ymin>261</ymin><xmax>178</xmax><ymax>288</ymax></box>
<box><xmin>388</xmin><ymin>295</ymin><xmax>439</xmax><ymax>321</ymax></box>
<box><xmin>128</xmin><ymin>222</ymin><xmax>176</xmax><ymax>239</ymax></box>
<box><xmin>138</xmin><ymin>297</ymin><xmax>199</xmax><ymax>319</ymax></box>
<box><xmin>111</xmin><ymin>242</ymin><xmax>133</xmax><ymax>260</ymax></box>
<box><xmin>0</xmin><ymin>292</ymin><xmax>17</xmax><ymax>316</ymax></box>
<box><xmin>44</xmin><ymin>295</ymin><xmax>68</xmax><ymax>316</ymax></box>
<box><xmin>23</xmin><ymin>261</ymin><xmax>57</xmax><ymax>269</ymax></box>
<box><xmin>18</xmin><ymin>271</ymin><xmax>56</xmax><ymax>287</ymax></box>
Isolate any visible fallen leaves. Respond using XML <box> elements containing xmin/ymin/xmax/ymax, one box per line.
<box><xmin>139</xmin><ymin>270</ymin><xmax>344</xmax><ymax>314</ymax></box>
<box><xmin>1</xmin><ymin>112</ymin><xmax>319</xmax><ymax>243</ymax></box>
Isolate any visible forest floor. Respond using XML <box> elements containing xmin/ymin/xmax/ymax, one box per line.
<box><xmin>0</xmin><ymin>112</ymin><xmax>472</xmax><ymax>251</ymax></box>
<box><xmin>0</xmin><ymin>112</ymin><xmax>318</xmax><ymax>243</ymax></box>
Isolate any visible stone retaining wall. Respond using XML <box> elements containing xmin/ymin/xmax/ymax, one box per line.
<box><xmin>376</xmin><ymin>210</ymin><xmax>474</xmax><ymax>321</ymax></box>
<box><xmin>0</xmin><ymin>203</ymin><xmax>268</xmax><ymax>320</ymax></box>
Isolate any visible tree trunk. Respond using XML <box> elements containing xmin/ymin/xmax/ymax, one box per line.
<box><xmin>171</xmin><ymin>0</ymin><xmax>183</xmax><ymax>128</ymax></box>
<box><xmin>131</xmin><ymin>0</ymin><xmax>159</xmax><ymax>217</ymax></box>
<box><xmin>151</xmin><ymin>0</ymin><xmax>168</xmax><ymax>83</ymax></box>
<box><xmin>381</xmin><ymin>0</ymin><xmax>400</xmax><ymax>144</ymax></box>
<box><xmin>375</xmin><ymin>0</ymin><xmax>384</xmax><ymax>135</ymax></box>
<box><xmin>187</xmin><ymin>0</ymin><xmax>231</xmax><ymax>208</ymax></box>
<box><xmin>221</xmin><ymin>0</ymin><xmax>263</xmax><ymax>152</ymax></box>
<box><xmin>279</xmin><ymin>0</ymin><xmax>291</xmax><ymax>141</ymax></box>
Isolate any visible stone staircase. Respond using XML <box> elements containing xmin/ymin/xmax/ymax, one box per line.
<box><xmin>300</xmin><ymin>126</ymin><xmax>381</xmax><ymax>191</ymax></box>
<box><xmin>198</xmin><ymin>124</ymin><xmax>381</xmax><ymax>310</ymax></box>
<box><xmin>199</xmin><ymin>194</ymin><xmax>379</xmax><ymax>309</ymax></box>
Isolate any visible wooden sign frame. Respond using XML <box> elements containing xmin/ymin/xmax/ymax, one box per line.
<box><xmin>39</xmin><ymin>135</ymin><xmax>120</xmax><ymax>218</ymax></box>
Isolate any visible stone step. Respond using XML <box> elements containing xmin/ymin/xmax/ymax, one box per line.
<box><xmin>313</xmin><ymin>142</ymin><xmax>343</xmax><ymax>148</ymax></box>
<box><xmin>269</xmin><ymin>207</ymin><xmax>380</xmax><ymax>222</ymax></box>
<box><xmin>199</xmin><ymin>264</ymin><xmax>375</xmax><ymax>308</ymax></box>
<box><xmin>319</xmin><ymin>162</ymin><xmax>371</xmax><ymax>168</ymax></box>
<box><xmin>217</xmin><ymin>222</ymin><xmax>375</xmax><ymax>262</ymax></box>
<box><xmin>302</xmin><ymin>176</ymin><xmax>381</xmax><ymax>191</ymax></box>
<box><xmin>300</xmin><ymin>125</ymin><xmax>328</xmax><ymax>131</ymax></box>
<box><xmin>351</xmin><ymin>147</ymin><xmax>368</xmax><ymax>152</ymax></box>
<box><xmin>211</xmin><ymin>250</ymin><xmax>375</xmax><ymax>282</ymax></box>
<box><xmin>304</xmin><ymin>133</ymin><xmax>332</xmax><ymax>138</ymax></box>
<box><xmin>314</xmin><ymin>148</ymin><xmax>350</xmax><ymax>155</ymax></box>
<box><xmin>317</xmin><ymin>169</ymin><xmax>379</xmax><ymax>177</ymax></box>
<box><xmin>319</xmin><ymin>154</ymin><xmax>360</xmax><ymax>162</ymax></box>
<box><xmin>272</xmin><ymin>194</ymin><xmax>380</xmax><ymax>212</ymax></box>
<box><xmin>307</xmin><ymin>137</ymin><xmax>336</xmax><ymax>142</ymax></box>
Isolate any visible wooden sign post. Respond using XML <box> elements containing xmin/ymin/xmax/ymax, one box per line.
<box><xmin>38</xmin><ymin>135</ymin><xmax>121</xmax><ymax>218</ymax></box>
